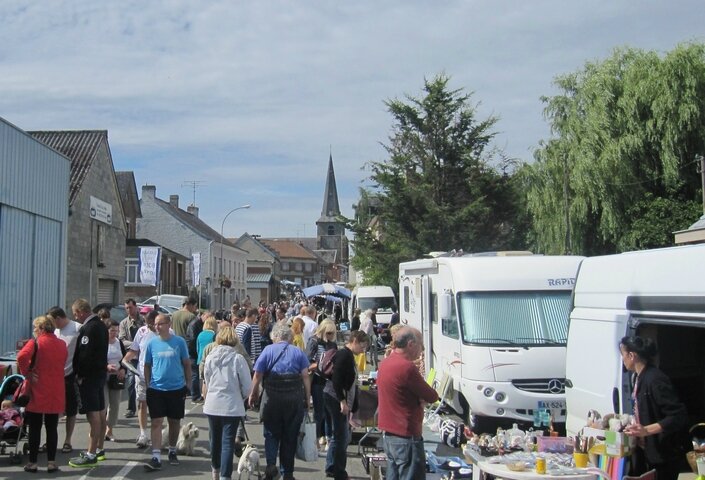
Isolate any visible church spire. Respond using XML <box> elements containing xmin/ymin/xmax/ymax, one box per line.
<box><xmin>318</xmin><ymin>152</ymin><xmax>340</xmax><ymax>221</ymax></box>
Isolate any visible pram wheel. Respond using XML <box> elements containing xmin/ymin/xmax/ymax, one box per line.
<box><xmin>9</xmin><ymin>452</ymin><xmax>21</xmax><ymax>464</ymax></box>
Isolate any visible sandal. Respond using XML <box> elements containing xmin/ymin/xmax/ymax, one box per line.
<box><xmin>24</xmin><ymin>464</ymin><xmax>38</xmax><ymax>473</ymax></box>
<box><xmin>61</xmin><ymin>443</ymin><xmax>73</xmax><ymax>453</ymax></box>
<box><xmin>47</xmin><ymin>463</ymin><xmax>60</xmax><ymax>473</ymax></box>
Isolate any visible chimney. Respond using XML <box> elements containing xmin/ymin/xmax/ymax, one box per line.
<box><xmin>142</xmin><ymin>185</ymin><xmax>156</xmax><ymax>198</ymax></box>
<box><xmin>187</xmin><ymin>205</ymin><xmax>199</xmax><ymax>218</ymax></box>
<box><xmin>169</xmin><ymin>195</ymin><xmax>179</xmax><ymax>208</ymax></box>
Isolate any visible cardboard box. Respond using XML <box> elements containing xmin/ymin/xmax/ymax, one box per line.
<box><xmin>605</xmin><ymin>430</ymin><xmax>631</xmax><ymax>457</ymax></box>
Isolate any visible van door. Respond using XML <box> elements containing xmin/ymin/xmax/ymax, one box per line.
<box><xmin>565</xmin><ymin>308</ymin><xmax>628</xmax><ymax>436</ymax></box>
<box><xmin>421</xmin><ymin>275</ymin><xmax>433</xmax><ymax>374</ymax></box>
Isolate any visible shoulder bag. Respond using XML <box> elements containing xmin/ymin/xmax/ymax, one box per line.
<box><xmin>14</xmin><ymin>339</ymin><xmax>38</xmax><ymax>407</ymax></box>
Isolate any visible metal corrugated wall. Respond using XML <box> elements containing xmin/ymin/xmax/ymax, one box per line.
<box><xmin>0</xmin><ymin>119</ymin><xmax>69</xmax><ymax>353</ymax></box>
<box><xmin>0</xmin><ymin>206</ymin><xmax>35</xmax><ymax>352</ymax></box>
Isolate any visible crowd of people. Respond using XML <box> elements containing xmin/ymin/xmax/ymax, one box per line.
<box><xmin>9</xmin><ymin>278</ymin><xmax>690</xmax><ymax>480</ymax></box>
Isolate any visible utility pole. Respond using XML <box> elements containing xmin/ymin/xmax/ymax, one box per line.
<box><xmin>563</xmin><ymin>156</ymin><xmax>571</xmax><ymax>254</ymax></box>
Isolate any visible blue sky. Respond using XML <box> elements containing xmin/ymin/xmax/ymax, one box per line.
<box><xmin>1</xmin><ymin>1</ymin><xmax>703</xmax><ymax>238</ymax></box>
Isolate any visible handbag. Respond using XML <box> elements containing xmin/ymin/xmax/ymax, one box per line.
<box><xmin>295</xmin><ymin>413</ymin><xmax>318</xmax><ymax>462</ymax></box>
<box><xmin>107</xmin><ymin>374</ymin><xmax>125</xmax><ymax>390</ymax></box>
<box><xmin>14</xmin><ymin>339</ymin><xmax>38</xmax><ymax>407</ymax></box>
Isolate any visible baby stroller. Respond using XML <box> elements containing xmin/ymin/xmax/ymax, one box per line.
<box><xmin>0</xmin><ymin>373</ymin><xmax>29</xmax><ymax>464</ymax></box>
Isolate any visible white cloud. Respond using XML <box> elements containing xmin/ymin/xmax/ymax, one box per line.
<box><xmin>2</xmin><ymin>0</ymin><xmax>703</xmax><ymax>237</ymax></box>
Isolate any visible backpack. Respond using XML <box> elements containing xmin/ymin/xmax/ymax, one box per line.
<box><xmin>316</xmin><ymin>348</ymin><xmax>338</xmax><ymax>379</ymax></box>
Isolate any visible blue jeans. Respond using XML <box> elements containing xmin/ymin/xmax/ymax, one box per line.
<box><xmin>126</xmin><ymin>359</ymin><xmax>138</xmax><ymax>412</ymax></box>
<box><xmin>311</xmin><ymin>381</ymin><xmax>332</xmax><ymax>439</ymax></box>
<box><xmin>383</xmin><ymin>433</ymin><xmax>426</xmax><ymax>480</ymax></box>
<box><xmin>207</xmin><ymin>415</ymin><xmax>241</xmax><ymax>479</ymax></box>
<box><xmin>263</xmin><ymin>399</ymin><xmax>304</xmax><ymax>476</ymax></box>
<box><xmin>324</xmin><ymin>393</ymin><xmax>351</xmax><ymax>480</ymax></box>
<box><xmin>190</xmin><ymin>360</ymin><xmax>201</xmax><ymax>400</ymax></box>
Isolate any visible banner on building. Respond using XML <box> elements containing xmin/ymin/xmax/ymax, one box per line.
<box><xmin>192</xmin><ymin>252</ymin><xmax>201</xmax><ymax>286</ymax></box>
<box><xmin>139</xmin><ymin>247</ymin><xmax>161</xmax><ymax>286</ymax></box>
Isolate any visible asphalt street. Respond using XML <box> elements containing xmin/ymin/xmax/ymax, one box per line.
<box><xmin>1</xmin><ymin>396</ymin><xmax>382</xmax><ymax>480</ymax></box>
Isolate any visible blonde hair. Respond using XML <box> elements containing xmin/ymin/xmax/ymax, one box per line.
<box><xmin>33</xmin><ymin>315</ymin><xmax>56</xmax><ymax>334</ymax></box>
<box><xmin>291</xmin><ymin>317</ymin><xmax>305</xmax><ymax>335</ymax></box>
<box><xmin>1</xmin><ymin>399</ymin><xmax>12</xmax><ymax>409</ymax></box>
<box><xmin>203</xmin><ymin>315</ymin><xmax>218</xmax><ymax>332</ymax></box>
<box><xmin>316</xmin><ymin>319</ymin><xmax>336</xmax><ymax>338</ymax></box>
<box><xmin>72</xmin><ymin>298</ymin><xmax>91</xmax><ymax>314</ymax></box>
<box><xmin>215</xmin><ymin>325</ymin><xmax>240</xmax><ymax>347</ymax></box>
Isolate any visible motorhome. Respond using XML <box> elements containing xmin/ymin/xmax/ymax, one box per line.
<box><xmin>399</xmin><ymin>253</ymin><xmax>584</xmax><ymax>431</ymax></box>
<box><xmin>349</xmin><ymin>285</ymin><xmax>398</xmax><ymax>325</ymax></box>
<box><xmin>565</xmin><ymin>244</ymin><xmax>705</xmax><ymax>437</ymax></box>
<box><xmin>140</xmin><ymin>294</ymin><xmax>189</xmax><ymax>310</ymax></box>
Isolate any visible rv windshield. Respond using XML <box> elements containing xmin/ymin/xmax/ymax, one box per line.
<box><xmin>358</xmin><ymin>297</ymin><xmax>396</xmax><ymax>313</ymax></box>
<box><xmin>457</xmin><ymin>291</ymin><xmax>571</xmax><ymax>346</ymax></box>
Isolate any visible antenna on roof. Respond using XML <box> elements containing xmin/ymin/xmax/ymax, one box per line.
<box><xmin>181</xmin><ymin>180</ymin><xmax>206</xmax><ymax>206</ymax></box>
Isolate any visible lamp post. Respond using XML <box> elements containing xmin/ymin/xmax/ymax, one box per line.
<box><xmin>220</xmin><ymin>204</ymin><xmax>251</xmax><ymax>309</ymax></box>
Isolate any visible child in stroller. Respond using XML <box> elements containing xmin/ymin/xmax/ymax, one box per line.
<box><xmin>0</xmin><ymin>374</ymin><xmax>28</xmax><ymax>464</ymax></box>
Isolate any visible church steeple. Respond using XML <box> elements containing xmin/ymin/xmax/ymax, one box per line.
<box><xmin>316</xmin><ymin>151</ymin><xmax>348</xmax><ymax>277</ymax></box>
<box><xmin>318</xmin><ymin>152</ymin><xmax>341</xmax><ymax>222</ymax></box>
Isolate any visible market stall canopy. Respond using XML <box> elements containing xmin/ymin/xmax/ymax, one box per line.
<box><xmin>303</xmin><ymin>283</ymin><xmax>351</xmax><ymax>299</ymax></box>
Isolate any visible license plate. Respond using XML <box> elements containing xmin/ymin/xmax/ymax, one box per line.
<box><xmin>537</xmin><ymin>400</ymin><xmax>565</xmax><ymax>410</ymax></box>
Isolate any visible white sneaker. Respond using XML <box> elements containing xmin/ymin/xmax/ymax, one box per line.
<box><xmin>136</xmin><ymin>433</ymin><xmax>149</xmax><ymax>448</ymax></box>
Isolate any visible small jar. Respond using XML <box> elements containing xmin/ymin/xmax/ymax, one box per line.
<box><xmin>535</xmin><ymin>456</ymin><xmax>546</xmax><ymax>474</ymax></box>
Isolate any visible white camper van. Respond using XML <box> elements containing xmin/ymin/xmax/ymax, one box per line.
<box><xmin>349</xmin><ymin>285</ymin><xmax>398</xmax><ymax>325</ymax></box>
<box><xmin>565</xmin><ymin>244</ymin><xmax>705</xmax><ymax>437</ymax></box>
<box><xmin>399</xmin><ymin>253</ymin><xmax>584</xmax><ymax>431</ymax></box>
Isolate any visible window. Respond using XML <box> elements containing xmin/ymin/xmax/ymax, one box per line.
<box><xmin>305</xmin><ymin>263</ymin><xmax>312</xmax><ymax>272</ymax></box>
<box><xmin>441</xmin><ymin>293</ymin><xmax>459</xmax><ymax>339</ymax></box>
<box><xmin>282</xmin><ymin>262</ymin><xmax>290</xmax><ymax>271</ymax></box>
<box><xmin>403</xmin><ymin>286</ymin><xmax>410</xmax><ymax>313</ymax></box>
<box><xmin>457</xmin><ymin>291</ymin><xmax>571</xmax><ymax>346</ymax></box>
<box><xmin>125</xmin><ymin>258</ymin><xmax>139</xmax><ymax>284</ymax></box>
<box><xmin>430</xmin><ymin>293</ymin><xmax>437</xmax><ymax>324</ymax></box>
<box><xmin>327</xmin><ymin>225</ymin><xmax>335</xmax><ymax>236</ymax></box>
<box><xmin>295</xmin><ymin>262</ymin><xmax>303</xmax><ymax>271</ymax></box>
<box><xmin>96</xmin><ymin>224</ymin><xmax>105</xmax><ymax>267</ymax></box>
<box><xmin>177</xmin><ymin>262</ymin><xmax>184</xmax><ymax>287</ymax></box>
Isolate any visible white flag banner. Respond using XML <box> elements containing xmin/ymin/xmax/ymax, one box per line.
<box><xmin>192</xmin><ymin>253</ymin><xmax>201</xmax><ymax>286</ymax></box>
<box><xmin>139</xmin><ymin>247</ymin><xmax>161</xmax><ymax>286</ymax></box>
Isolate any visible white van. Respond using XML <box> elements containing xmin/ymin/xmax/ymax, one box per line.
<box><xmin>399</xmin><ymin>253</ymin><xmax>584</xmax><ymax>431</ymax></box>
<box><xmin>140</xmin><ymin>294</ymin><xmax>189</xmax><ymax>310</ymax></box>
<box><xmin>349</xmin><ymin>286</ymin><xmax>397</xmax><ymax>325</ymax></box>
<box><xmin>565</xmin><ymin>244</ymin><xmax>705</xmax><ymax>437</ymax></box>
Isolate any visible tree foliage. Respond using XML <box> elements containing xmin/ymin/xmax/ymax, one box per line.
<box><xmin>348</xmin><ymin>75</ymin><xmax>527</xmax><ymax>286</ymax></box>
<box><xmin>525</xmin><ymin>43</ymin><xmax>705</xmax><ymax>255</ymax></box>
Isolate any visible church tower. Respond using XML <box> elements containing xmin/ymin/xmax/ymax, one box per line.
<box><xmin>317</xmin><ymin>153</ymin><xmax>349</xmax><ymax>272</ymax></box>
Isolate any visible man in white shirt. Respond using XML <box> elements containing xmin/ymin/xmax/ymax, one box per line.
<box><xmin>301</xmin><ymin>305</ymin><xmax>318</xmax><ymax>345</ymax></box>
<box><xmin>48</xmin><ymin>306</ymin><xmax>81</xmax><ymax>454</ymax></box>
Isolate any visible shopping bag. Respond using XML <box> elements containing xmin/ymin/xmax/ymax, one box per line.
<box><xmin>13</xmin><ymin>378</ymin><xmax>32</xmax><ymax>407</ymax></box>
<box><xmin>296</xmin><ymin>413</ymin><xmax>318</xmax><ymax>462</ymax></box>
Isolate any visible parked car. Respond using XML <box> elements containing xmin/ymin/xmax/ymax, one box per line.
<box><xmin>93</xmin><ymin>303</ymin><xmax>171</xmax><ymax>322</ymax></box>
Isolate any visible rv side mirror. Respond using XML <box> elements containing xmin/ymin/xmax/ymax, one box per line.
<box><xmin>438</xmin><ymin>292</ymin><xmax>452</xmax><ymax>320</ymax></box>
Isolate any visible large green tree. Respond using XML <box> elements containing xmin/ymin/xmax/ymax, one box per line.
<box><xmin>348</xmin><ymin>75</ymin><xmax>527</xmax><ymax>286</ymax></box>
<box><xmin>525</xmin><ymin>43</ymin><xmax>705</xmax><ymax>255</ymax></box>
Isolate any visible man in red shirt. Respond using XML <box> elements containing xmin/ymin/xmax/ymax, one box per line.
<box><xmin>377</xmin><ymin>326</ymin><xmax>438</xmax><ymax>480</ymax></box>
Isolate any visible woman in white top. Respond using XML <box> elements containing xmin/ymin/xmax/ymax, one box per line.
<box><xmin>203</xmin><ymin>325</ymin><xmax>252</xmax><ymax>480</ymax></box>
<box><xmin>104</xmin><ymin>320</ymin><xmax>126</xmax><ymax>441</ymax></box>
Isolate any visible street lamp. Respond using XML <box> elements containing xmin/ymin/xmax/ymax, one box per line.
<box><xmin>220</xmin><ymin>204</ymin><xmax>251</xmax><ymax>309</ymax></box>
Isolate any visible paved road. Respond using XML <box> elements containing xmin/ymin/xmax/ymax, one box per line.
<box><xmin>2</xmin><ymin>396</ymin><xmax>381</xmax><ymax>480</ymax></box>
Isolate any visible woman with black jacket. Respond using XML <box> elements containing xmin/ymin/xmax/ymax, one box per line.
<box><xmin>620</xmin><ymin>336</ymin><xmax>689</xmax><ymax>480</ymax></box>
<box><xmin>323</xmin><ymin>330</ymin><xmax>369</xmax><ymax>480</ymax></box>
<box><xmin>306</xmin><ymin>320</ymin><xmax>338</xmax><ymax>449</ymax></box>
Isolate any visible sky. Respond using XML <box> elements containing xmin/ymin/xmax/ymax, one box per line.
<box><xmin>1</xmin><ymin>1</ymin><xmax>704</xmax><ymax>239</ymax></box>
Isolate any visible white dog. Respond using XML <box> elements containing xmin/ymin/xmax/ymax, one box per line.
<box><xmin>161</xmin><ymin>421</ymin><xmax>199</xmax><ymax>456</ymax></box>
<box><xmin>237</xmin><ymin>444</ymin><xmax>261</xmax><ymax>480</ymax></box>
